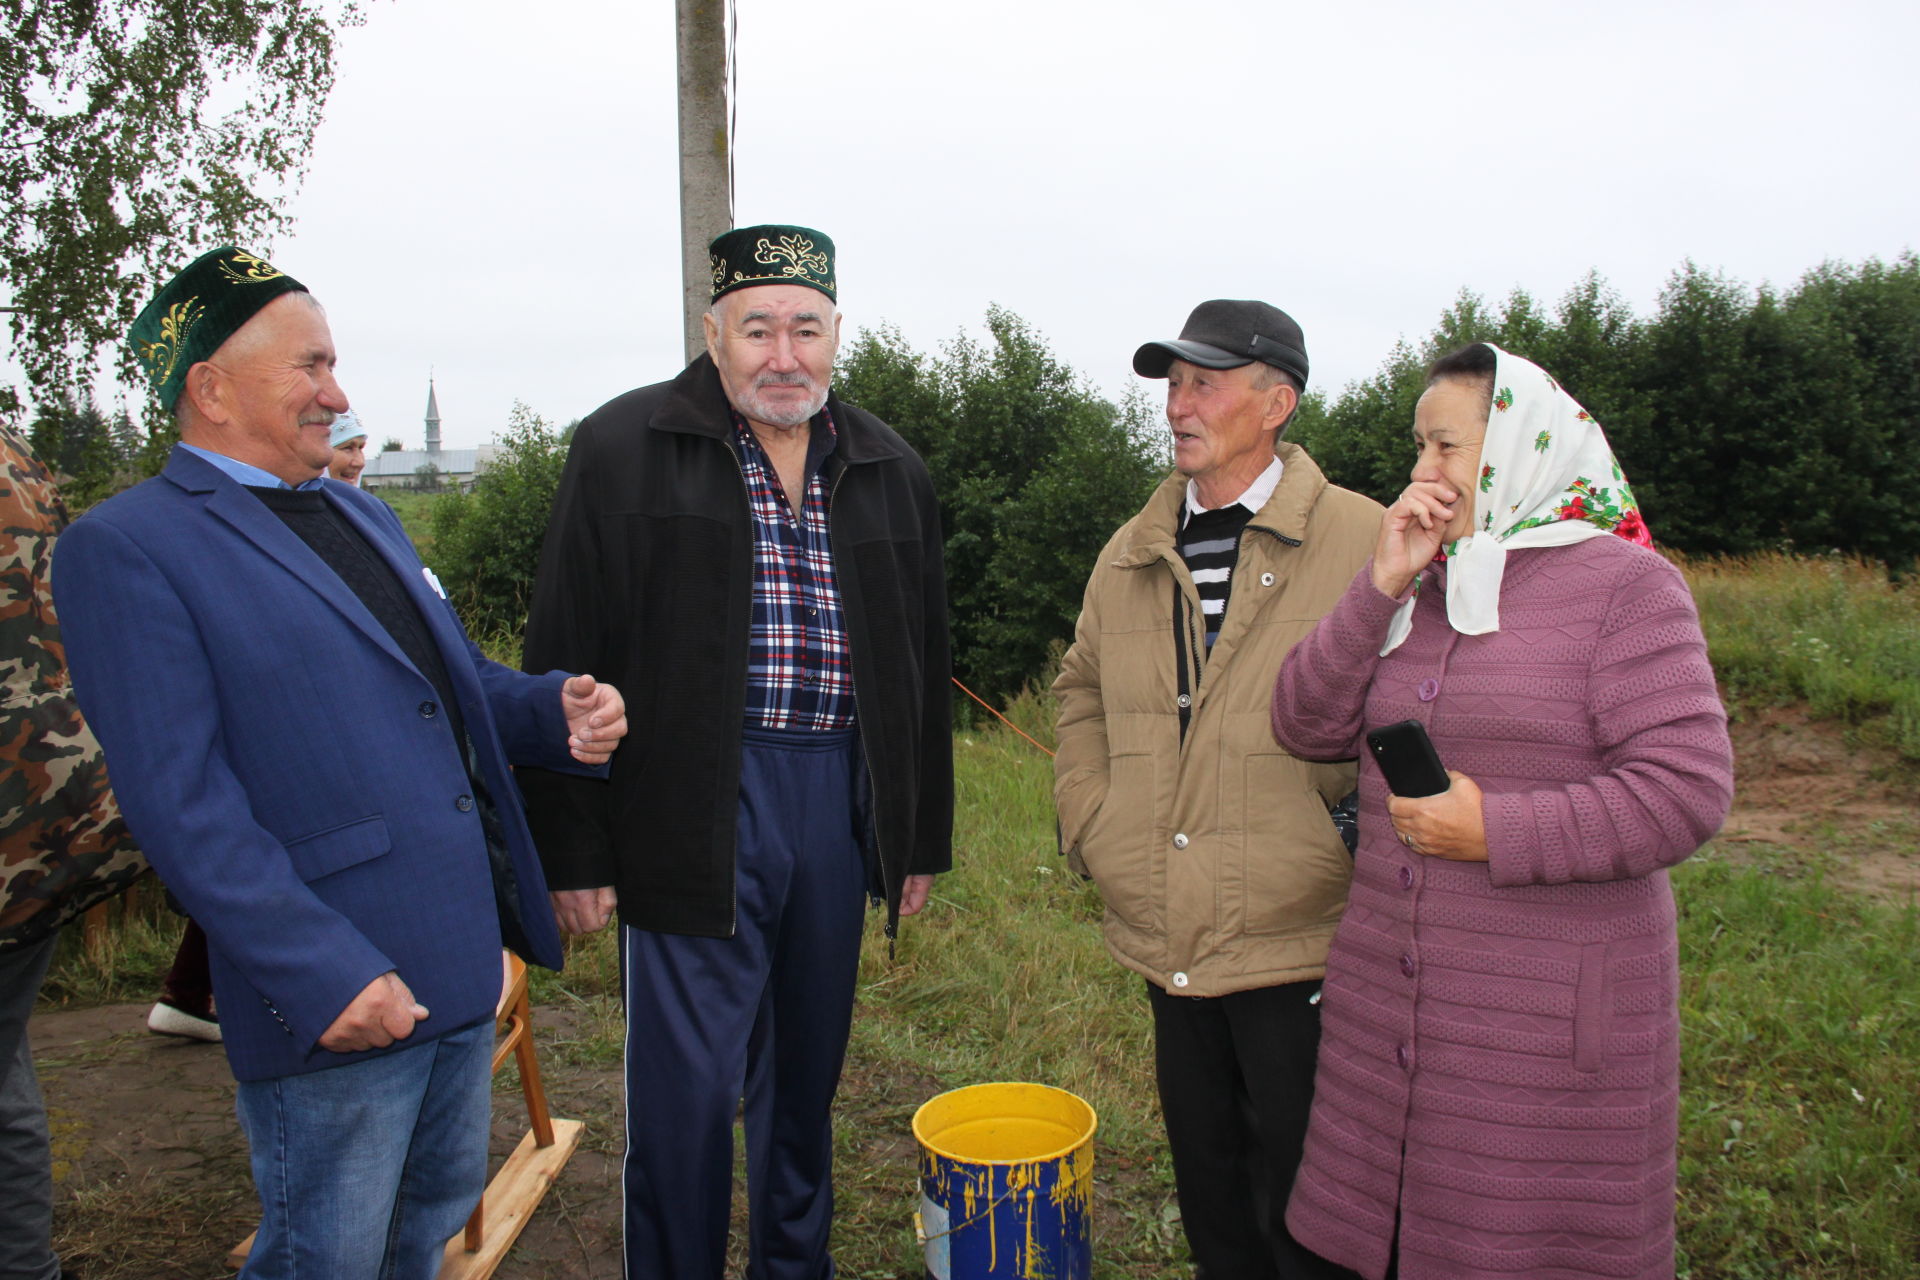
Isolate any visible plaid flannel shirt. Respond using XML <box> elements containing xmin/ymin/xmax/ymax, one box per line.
<box><xmin>731</xmin><ymin>410</ymin><xmax>856</xmax><ymax>730</ymax></box>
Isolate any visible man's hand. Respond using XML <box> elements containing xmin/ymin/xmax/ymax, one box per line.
<box><xmin>1386</xmin><ymin>771</ymin><xmax>1488</xmax><ymax>862</ymax></box>
<box><xmin>561</xmin><ymin>674</ymin><xmax>628</xmax><ymax>765</ymax></box>
<box><xmin>318</xmin><ymin>971</ymin><xmax>428</xmax><ymax>1052</ymax></box>
<box><xmin>552</xmin><ymin>886</ymin><xmax>617</xmax><ymax>935</ymax></box>
<box><xmin>898</xmin><ymin>874</ymin><xmax>936</xmax><ymax>917</ymax></box>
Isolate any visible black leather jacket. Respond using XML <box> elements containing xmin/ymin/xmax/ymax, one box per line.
<box><xmin>518</xmin><ymin>355</ymin><xmax>953</xmax><ymax>939</ymax></box>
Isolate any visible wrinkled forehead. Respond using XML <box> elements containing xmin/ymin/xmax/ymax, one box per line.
<box><xmin>213</xmin><ymin>290</ymin><xmax>334</xmax><ymax>364</ymax></box>
<box><xmin>717</xmin><ymin>283</ymin><xmax>837</xmax><ymax>327</ymax></box>
<box><xmin>1413</xmin><ymin>378</ymin><xmax>1489</xmax><ymax>437</ymax></box>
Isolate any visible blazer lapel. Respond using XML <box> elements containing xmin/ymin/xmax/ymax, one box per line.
<box><xmin>170</xmin><ymin>455</ymin><xmax>421</xmax><ymax>677</ymax></box>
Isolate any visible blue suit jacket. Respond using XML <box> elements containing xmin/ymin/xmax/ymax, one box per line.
<box><xmin>53</xmin><ymin>447</ymin><xmax>587</xmax><ymax>1081</ymax></box>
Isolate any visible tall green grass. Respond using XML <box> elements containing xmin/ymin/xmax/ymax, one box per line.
<box><xmin>1687</xmin><ymin>552</ymin><xmax>1920</xmax><ymax>760</ymax></box>
<box><xmin>379</xmin><ymin>488</ymin><xmax>438</xmax><ymax>550</ymax></box>
<box><xmin>38</xmin><ymin>882</ymin><xmax>179</xmax><ymax>1008</ymax></box>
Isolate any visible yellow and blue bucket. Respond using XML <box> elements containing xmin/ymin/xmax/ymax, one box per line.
<box><xmin>912</xmin><ymin>1082</ymin><xmax>1097</xmax><ymax>1280</ymax></box>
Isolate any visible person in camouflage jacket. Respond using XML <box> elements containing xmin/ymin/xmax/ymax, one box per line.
<box><xmin>1</xmin><ymin>421</ymin><xmax>144</xmax><ymax>1280</ymax></box>
<box><xmin>2</xmin><ymin>424</ymin><xmax>145</xmax><ymax>947</ymax></box>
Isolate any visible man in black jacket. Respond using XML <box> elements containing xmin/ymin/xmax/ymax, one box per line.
<box><xmin>519</xmin><ymin>224</ymin><xmax>952</xmax><ymax>1280</ymax></box>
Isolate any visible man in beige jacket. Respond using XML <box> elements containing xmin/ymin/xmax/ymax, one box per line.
<box><xmin>1053</xmin><ymin>300</ymin><xmax>1380</xmax><ymax>1280</ymax></box>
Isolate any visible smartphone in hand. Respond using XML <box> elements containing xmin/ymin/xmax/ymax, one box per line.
<box><xmin>1365</xmin><ymin>720</ymin><xmax>1451</xmax><ymax>797</ymax></box>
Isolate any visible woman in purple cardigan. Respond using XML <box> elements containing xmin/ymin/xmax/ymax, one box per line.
<box><xmin>1271</xmin><ymin>343</ymin><xmax>1734</xmax><ymax>1280</ymax></box>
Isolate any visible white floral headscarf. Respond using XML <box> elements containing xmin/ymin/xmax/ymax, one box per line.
<box><xmin>1381</xmin><ymin>344</ymin><xmax>1651</xmax><ymax>655</ymax></box>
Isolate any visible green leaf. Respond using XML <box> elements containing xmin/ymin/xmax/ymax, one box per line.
<box><xmin>2</xmin><ymin>1</ymin><xmax>365</xmax><ymax>425</ymax></box>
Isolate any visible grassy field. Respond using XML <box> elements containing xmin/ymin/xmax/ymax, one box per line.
<box><xmin>380</xmin><ymin>487</ymin><xmax>439</xmax><ymax>550</ymax></box>
<box><xmin>1676</xmin><ymin>851</ymin><xmax>1918</xmax><ymax>1277</ymax></box>
<box><xmin>1686</xmin><ymin>552</ymin><xmax>1920</xmax><ymax>762</ymax></box>
<box><xmin>49</xmin><ymin>718</ymin><xmax>1916</xmax><ymax>1279</ymax></box>
<box><xmin>40</xmin><ymin>553</ymin><xmax>1920</xmax><ymax>1278</ymax></box>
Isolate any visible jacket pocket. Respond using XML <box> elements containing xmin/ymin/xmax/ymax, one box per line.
<box><xmin>1054</xmin><ymin>765</ymin><xmax>1107</xmax><ymax>862</ymax></box>
<box><xmin>1572</xmin><ymin>941</ymin><xmax>1610</xmax><ymax>1073</ymax></box>
<box><xmin>283</xmin><ymin>815</ymin><xmax>391</xmax><ymax>883</ymax></box>
<box><xmin>1237</xmin><ymin>755</ymin><xmax>1351</xmax><ymax>936</ymax></box>
<box><xmin>1077</xmin><ymin>752</ymin><xmax>1157</xmax><ymax>931</ymax></box>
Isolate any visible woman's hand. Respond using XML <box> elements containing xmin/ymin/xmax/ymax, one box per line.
<box><xmin>1387</xmin><ymin>771</ymin><xmax>1487</xmax><ymax>862</ymax></box>
<box><xmin>1372</xmin><ymin>481</ymin><xmax>1459</xmax><ymax>599</ymax></box>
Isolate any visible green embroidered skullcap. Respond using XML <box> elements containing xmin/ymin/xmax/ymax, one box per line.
<box><xmin>129</xmin><ymin>246</ymin><xmax>309</xmax><ymax>411</ymax></box>
<box><xmin>709</xmin><ymin>224</ymin><xmax>836</xmax><ymax>303</ymax></box>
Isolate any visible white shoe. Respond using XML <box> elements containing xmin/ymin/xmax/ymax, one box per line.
<box><xmin>147</xmin><ymin>1001</ymin><xmax>222</xmax><ymax>1042</ymax></box>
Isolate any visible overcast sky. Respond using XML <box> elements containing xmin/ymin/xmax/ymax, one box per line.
<box><xmin>106</xmin><ymin>0</ymin><xmax>1920</xmax><ymax>447</ymax></box>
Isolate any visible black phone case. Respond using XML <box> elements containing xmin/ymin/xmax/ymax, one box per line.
<box><xmin>1366</xmin><ymin>720</ymin><xmax>1451</xmax><ymax>797</ymax></box>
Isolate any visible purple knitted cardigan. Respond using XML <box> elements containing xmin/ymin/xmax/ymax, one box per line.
<box><xmin>1271</xmin><ymin>537</ymin><xmax>1733</xmax><ymax>1280</ymax></box>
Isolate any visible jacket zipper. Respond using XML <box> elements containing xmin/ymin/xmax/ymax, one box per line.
<box><xmin>1171</xmin><ymin>574</ymin><xmax>1203</xmax><ymax>751</ymax></box>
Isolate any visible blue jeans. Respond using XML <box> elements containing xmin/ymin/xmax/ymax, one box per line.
<box><xmin>235</xmin><ymin>1016</ymin><xmax>491</xmax><ymax>1280</ymax></box>
<box><xmin>0</xmin><ymin>933</ymin><xmax>60</xmax><ymax>1280</ymax></box>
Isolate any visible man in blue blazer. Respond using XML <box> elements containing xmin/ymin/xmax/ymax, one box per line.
<box><xmin>52</xmin><ymin>247</ymin><xmax>627</xmax><ymax>1279</ymax></box>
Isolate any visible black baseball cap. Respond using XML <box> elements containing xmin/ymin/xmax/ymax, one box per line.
<box><xmin>1133</xmin><ymin>299</ymin><xmax>1310</xmax><ymax>388</ymax></box>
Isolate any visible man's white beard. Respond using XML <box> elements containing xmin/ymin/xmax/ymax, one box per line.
<box><xmin>737</xmin><ymin>375</ymin><xmax>829</xmax><ymax>428</ymax></box>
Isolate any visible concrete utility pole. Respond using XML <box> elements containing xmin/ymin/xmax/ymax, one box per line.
<box><xmin>677</xmin><ymin>0</ymin><xmax>731</xmax><ymax>363</ymax></box>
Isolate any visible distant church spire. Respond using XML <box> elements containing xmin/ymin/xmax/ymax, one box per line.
<box><xmin>424</xmin><ymin>378</ymin><xmax>442</xmax><ymax>457</ymax></box>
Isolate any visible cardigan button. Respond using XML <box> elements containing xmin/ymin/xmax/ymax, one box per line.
<box><xmin>1395</xmin><ymin>1043</ymin><xmax>1411</xmax><ymax>1070</ymax></box>
<box><xmin>1398</xmin><ymin>865</ymin><xmax>1415</xmax><ymax>890</ymax></box>
<box><xmin>1418</xmin><ymin>678</ymin><xmax>1440</xmax><ymax>702</ymax></box>
<box><xmin>1400</xmin><ymin>954</ymin><xmax>1416</xmax><ymax>978</ymax></box>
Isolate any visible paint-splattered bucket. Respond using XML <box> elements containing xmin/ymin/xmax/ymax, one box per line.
<box><xmin>912</xmin><ymin>1082</ymin><xmax>1097</xmax><ymax>1280</ymax></box>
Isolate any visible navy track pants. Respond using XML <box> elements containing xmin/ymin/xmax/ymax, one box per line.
<box><xmin>620</xmin><ymin>725</ymin><xmax>867</xmax><ymax>1280</ymax></box>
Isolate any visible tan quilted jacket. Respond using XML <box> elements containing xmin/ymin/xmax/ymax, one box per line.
<box><xmin>1052</xmin><ymin>443</ymin><xmax>1381</xmax><ymax>996</ymax></box>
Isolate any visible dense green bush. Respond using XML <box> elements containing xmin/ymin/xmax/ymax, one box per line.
<box><xmin>1291</xmin><ymin>253</ymin><xmax>1920</xmax><ymax>571</ymax></box>
<box><xmin>422</xmin><ymin>254</ymin><xmax>1920</xmax><ymax>698</ymax></box>
<box><xmin>25</xmin><ymin>398</ymin><xmax>161</xmax><ymax>508</ymax></box>
<box><xmin>838</xmin><ymin>307</ymin><xmax>1166</xmax><ymax>705</ymax></box>
<box><xmin>424</xmin><ymin>403</ymin><xmax>571</xmax><ymax>643</ymax></box>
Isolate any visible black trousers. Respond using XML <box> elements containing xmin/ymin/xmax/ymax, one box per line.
<box><xmin>1148</xmin><ymin>978</ymin><xmax>1356</xmax><ymax>1280</ymax></box>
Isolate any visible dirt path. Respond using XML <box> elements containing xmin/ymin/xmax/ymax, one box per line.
<box><xmin>38</xmin><ymin>1003</ymin><xmax>626</xmax><ymax>1279</ymax></box>
<box><xmin>1714</xmin><ymin>707</ymin><xmax>1919</xmax><ymax>901</ymax></box>
<box><xmin>35</xmin><ymin>709</ymin><xmax>1916</xmax><ymax>1278</ymax></box>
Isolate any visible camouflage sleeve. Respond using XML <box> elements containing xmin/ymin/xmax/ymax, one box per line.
<box><xmin>0</xmin><ymin>425</ymin><xmax>146</xmax><ymax>951</ymax></box>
